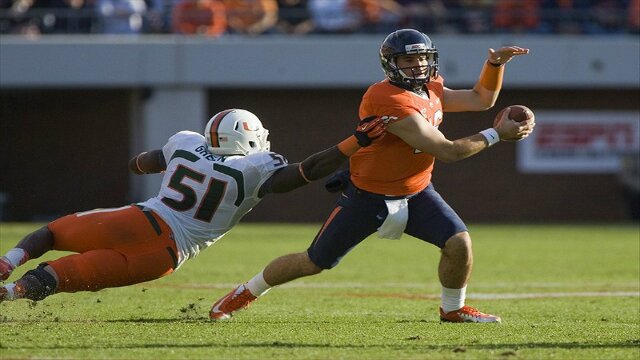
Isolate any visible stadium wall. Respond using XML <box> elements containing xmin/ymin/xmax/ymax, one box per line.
<box><xmin>1</xmin><ymin>35</ymin><xmax>639</xmax><ymax>222</ymax></box>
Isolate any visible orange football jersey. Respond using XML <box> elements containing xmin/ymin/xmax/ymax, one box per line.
<box><xmin>352</xmin><ymin>77</ymin><xmax>445</xmax><ymax>196</ymax></box>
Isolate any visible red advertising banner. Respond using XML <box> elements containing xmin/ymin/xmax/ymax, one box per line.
<box><xmin>517</xmin><ymin>111</ymin><xmax>640</xmax><ymax>173</ymax></box>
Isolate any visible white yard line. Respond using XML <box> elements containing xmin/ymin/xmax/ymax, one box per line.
<box><xmin>280</xmin><ymin>282</ymin><xmax>640</xmax><ymax>289</ymax></box>
<box><xmin>151</xmin><ymin>281</ymin><xmax>639</xmax><ymax>289</ymax></box>
<box><xmin>144</xmin><ymin>282</ymin><xmax>639</xmax><ymax>298</ymax></box>
<box><xmin>468</xmin><ymin>291</ymin><xmax>639</xmax><ymax>300</ymax></box>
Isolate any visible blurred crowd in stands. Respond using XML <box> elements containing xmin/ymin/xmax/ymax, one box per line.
<box><xmin>0</xmin><ymin>0</ymin><xmax>638</xmax><ymax>36</ymax></box>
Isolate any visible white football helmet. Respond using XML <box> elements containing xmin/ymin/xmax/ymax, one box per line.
<box><xmin>204</xmin><ymin>109</ymin><xmax>270</xmax><ymax>156</ymax></box>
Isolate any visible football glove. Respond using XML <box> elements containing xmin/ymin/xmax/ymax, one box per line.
<box><xmin>355</xmin><ymin>116</ymin><xmax>387</xmax><ymax>147</ymax></box>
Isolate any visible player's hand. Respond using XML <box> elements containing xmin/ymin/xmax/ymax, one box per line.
<box><xmin>355</xmin><ymin>116</ymin><xmax>388</xmax><ymax>147</ymax></box>
<box><xmin>494</xmin><ymin>109</ymin><xmax>536</xmax><ymax>141</ymax></box>
<box><xmin>487</xmin><ymin>46</ymin><xmax>530</xmax><ymax>66</ymax></box>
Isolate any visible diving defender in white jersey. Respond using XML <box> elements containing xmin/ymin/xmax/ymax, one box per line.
<box><xmin>0</xmin><ymin>109</ymin><xmax>386</xmax><ymax>304</ymax></box>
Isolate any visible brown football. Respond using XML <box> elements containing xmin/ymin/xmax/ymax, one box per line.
<box><xmin>494</xmin><ymin>105</ymin><xmax>534</xmax><ymax>127</ymax></box>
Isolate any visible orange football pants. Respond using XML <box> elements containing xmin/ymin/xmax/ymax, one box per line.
<box><xmin>46</xmin><ymin>205</ymin><xmax>178</xmax><ymax>293</ymax></box>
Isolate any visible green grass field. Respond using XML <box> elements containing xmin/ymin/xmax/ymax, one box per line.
<box><xmin>1</xmin><ymin>222</ymin><xmax>639</xmax><ymax>360</ymax></box>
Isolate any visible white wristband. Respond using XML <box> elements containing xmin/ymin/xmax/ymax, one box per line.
<box><xmin>479</xmin><ymin>128</ymin><xmax>500</xmax><ymax>146</ymax></box>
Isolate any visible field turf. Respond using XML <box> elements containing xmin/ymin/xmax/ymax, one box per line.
<box><xmin>1</xmin><ymin>222</ymin><xmax>639</xmax><ymax>359</ymax></box>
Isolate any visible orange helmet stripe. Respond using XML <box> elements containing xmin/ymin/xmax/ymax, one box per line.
<box><xmin>209</xmin><ymin>109</ymin><xmax>234</xmax><ymax>147</ymax></box>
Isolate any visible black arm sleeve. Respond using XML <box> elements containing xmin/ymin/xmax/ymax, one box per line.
<box><xmin>128</xmin><ymin>150</ymin><xmax>167</xmax><ymax>175</ymax></box>
<box><xmin>259</xmin><ymin>146</ymin><xmax>348</xmax><ymax>196</ymax></box>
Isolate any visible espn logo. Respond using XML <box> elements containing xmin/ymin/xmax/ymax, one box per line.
<box><xmin>405</xmin><ymin>43</ymin><xmax>427</xmax><ymax>54</ymax></box>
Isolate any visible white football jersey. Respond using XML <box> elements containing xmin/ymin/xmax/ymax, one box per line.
<box><xmin>140</xmin><ymin>131</ymin><xmax>288</xmax><ymax>269</ymax></box>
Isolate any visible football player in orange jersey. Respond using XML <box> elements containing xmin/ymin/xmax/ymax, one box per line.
<box><xmin>0</xmin><ymin>111</ymin><xmax>386</xmax><ymax>304</ymax></box>
<box><xmin>210</xmin><ymin>29</ymin><xmax>534</xmax><ymax>323</ymax></box>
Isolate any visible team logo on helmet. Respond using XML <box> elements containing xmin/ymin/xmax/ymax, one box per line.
<box><xmin>405</xmin><ymin>43</ymin><xmax>427</xmax><ymax>53</ymax></box>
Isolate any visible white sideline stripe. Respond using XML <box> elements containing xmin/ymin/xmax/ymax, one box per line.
<box><xmin>166</xmin><ymin>281</ymin><xmax>639</xmax><ymax>289</ymax></box>
<box><xmin>468</xmin><ymin>291</ymin><xmax>639</xmax><ymax>300</ymax></box>
<box><xmin>279</xmin><ymin>282</ymin><xmax>640</xmax><ymax>289</ymax></box>
<box><xmin>147</xmin><ymin>283</ymin><xmax>640</xmax><ymax>299</ymax></box>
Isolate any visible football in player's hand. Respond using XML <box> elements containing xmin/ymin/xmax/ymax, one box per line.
<box><xmin>494</xmin><ymin>105</ymin><xmax>534</xmax><ymax>127</ymax></box>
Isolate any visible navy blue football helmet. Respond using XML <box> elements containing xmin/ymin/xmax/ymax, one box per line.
<box><xmin>379</xmin><ymin>29</ymin><xmax>438</xmax><ymax>89</ymax></box>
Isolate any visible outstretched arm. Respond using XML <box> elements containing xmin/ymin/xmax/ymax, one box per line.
<box><xmin>389</xmin><ymin>109</ymin><xmax>534</xmax><ymax>163</ymax></box>
<box><xmin>443</xmin><ymin>46</ymin><xmax>530</xmax><ymax>112</ymax></box>
<box><xmin>260</xmin><ymin>117</ymin><xmax>386</xmax><ymax>195</ymax></box>
<box><xmin>129</xmin><ymin>150</ymin><xmax>167</xmax><ymax>175</ymax></box>
<box><xmin>264</xmin><ymin>146</ymin><xmax>348</xmax><ymax>195</ymax></box>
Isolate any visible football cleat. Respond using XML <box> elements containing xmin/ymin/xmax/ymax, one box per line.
<box><xmin>0</xmin><ymin>256</ymin><xmax>15</xmax><ymax>281</ymax></box>
<box><xmin>209</xmin><ymin>284</ymin><xmax>257</xmax><ymax>321</ymax></box>
<box><xmin>440</xmin><ymin>305</ymin><xmax>502</xmax><ymax>323</ymax></box>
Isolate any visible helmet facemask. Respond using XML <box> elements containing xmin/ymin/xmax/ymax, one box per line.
<box><xmin>204</xmin><ymin>109</ymin><xmax>271</xmax><ymax>156</ymax></box>
<box><xmin>397</xmin><ymin>51</ymin><xmax>438</xmax><ymax>87</ymax></box>
<box><xmin>383</xmin><ymin>50</ymin><xmax>438</xmax><ymax>89</ymax></box>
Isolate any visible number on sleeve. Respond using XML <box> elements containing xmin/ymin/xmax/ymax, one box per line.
<box><xmin>269</xmin><ymin>153</ymin><xmax>286</xmax><ymax>167</ymax></box>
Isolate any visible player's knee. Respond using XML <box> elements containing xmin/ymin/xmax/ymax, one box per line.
<box><xmin>301</xmin><ymin>253</ymin><xmax>324</xmax><ymax>275</ymax></box>
<box><xmin>306</xmin><ymin>263</ymin><xmax>323</xmax><ymax>276</ymax></box>
<box><xmin>443</xmin><ymin>232</ymin><xmax>472</xmax><ymax>256</ymax></box>
<box><xmin>20</xmin><ymin>264</ymin><xmax>58</xmax><ymax>301</ymax></box>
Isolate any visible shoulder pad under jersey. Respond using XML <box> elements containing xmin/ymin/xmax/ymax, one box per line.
<box><xmin>162</xmin><ymin>131</ymin><xmax>206</xmax><ymax>163</ymax></box>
